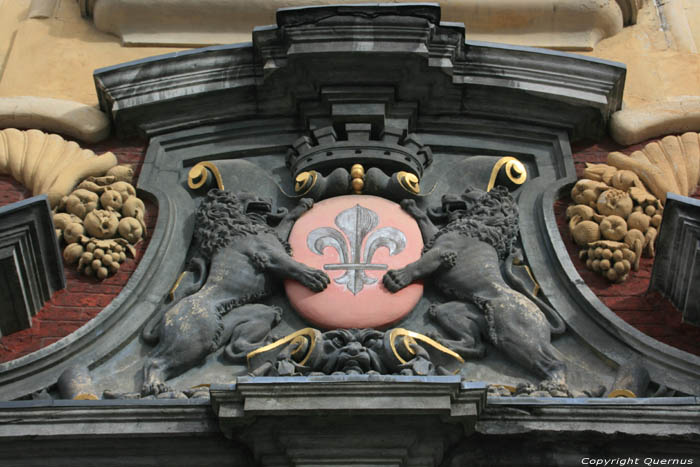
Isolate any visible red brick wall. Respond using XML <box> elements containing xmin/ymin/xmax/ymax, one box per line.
<box><xmin>561</xmin><ymin>137</ymin><xmax>700</xmax><ymax>356</ymax></box>
<box><xmin>0</xmin><ymin>138</ymin><xmax>156</xmax><ymax>363</ymax></box>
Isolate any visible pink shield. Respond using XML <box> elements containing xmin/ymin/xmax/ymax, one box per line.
<box><xmin>284</xmin><ymin>195</ymin><xmax>424</xmax><ymax>329</ymax></box>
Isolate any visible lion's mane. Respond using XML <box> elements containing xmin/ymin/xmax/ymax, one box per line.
<box><xmin>194</xmin><ymin>189</ymin><xmax>286</xmax><ymax>260</ymax></box>
<box><xmin>426</xmin><ymin>185</ymin><xmax>519</xmax><ymax>260</ymax></box>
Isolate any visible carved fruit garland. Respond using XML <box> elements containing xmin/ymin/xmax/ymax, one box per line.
<box><xmin>567</xmin><ymin>162</ymin><xmax>663</xmax><ymax>283</ymax></box>
<box><xmin>53</xmin><ymin>167</ymin><xmax>145</xmax><ymax>280</ymax></box>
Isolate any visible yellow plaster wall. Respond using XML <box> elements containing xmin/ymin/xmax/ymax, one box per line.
<box><xmin>0</xmin><ymin>0</ymin><xmax>698</xmax><ymax>119</ymax></box>
<box><xmin>583</xmin><ymin>1</ymin><xmax>700</xmax><ymax>109</ymax></box>
<box><xmin>0</xmin><ymin>0</ymin><xmax>184</xmax><ymax>106</ymax></box>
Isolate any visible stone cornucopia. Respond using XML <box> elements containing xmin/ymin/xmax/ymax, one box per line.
<box><xmin>567</xmin><ymin>162</ymin><xmax>662</xmax><ymax>283</ymax></box>
<box><xmin>53</xmin><ymin>169</ymin><xmax>146</xmax><ymax>280</ymax></box>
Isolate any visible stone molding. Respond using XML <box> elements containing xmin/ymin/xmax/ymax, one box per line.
<box><xmin>480</xmin><ymin>396</ymin><xmax>700</xmax><ymax>437</ymax></box>
<box><xmin>79</xmin><ymin>0</ymin><xmax>639</xmax><ymax>50</ymax></box>
<box><xmin>210</xmin><ymin>376</ymin><xmax>486</xmax><ymax>466</ymax></box>
<box><xmin>610</xmin><ymin>98</ymin><xmax>700</xmax><ymax>146</ymax></box>
<box><xmin>0</xmin><ymin>195</ymin><xmax>65</xmax><ymax>337</ymax></box>
<box><xmin>0</xmin><ymin>398</ymin><xmax>216</xmax><ymax>437</ymax></box>
<box><xmin>0</xmin><ymin>381</ymin><xmax>696</xmax><ymax>467</ymax></box>
<box><xmin>650</xmin><ymin>193</ymin><xmax>700</xmax><ymax>326</ymax></box>
<box><xmin>0</xmin><ymin>97</ymin><xmax>110</xmax><ymax>143</ymax></box>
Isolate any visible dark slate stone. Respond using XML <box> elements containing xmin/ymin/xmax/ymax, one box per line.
<box><xmin>650</xmin><ymin>193</ymin><xmax>700</xmax><ymax>326</ymax></box>
<box><xmin>93</xmin><ymin>3</ymin><xmax>625</xmax><ymax>141</ymax></box>
<box><xmin>0</xmin><ymin>196</ymin><xmax>64</xmax><ymax>337</ymax></box>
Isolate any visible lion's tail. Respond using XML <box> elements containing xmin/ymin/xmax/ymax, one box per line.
<box><xmin>504</xmin><ymin>251</ymin><xmax>566</xmax><ymax>335</ymax></box>
<box><xmin>141</xmin><ymin>309</ymin><xmax>164</xmax><ymax>345</ymax></box>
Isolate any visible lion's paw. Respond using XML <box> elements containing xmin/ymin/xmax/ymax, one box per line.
<box><xmin>440</xmin><ymin>251</ymin><xmax>457</xmax><ymax>268</ymax></box>
<box><xmin>383</xmin><ymin>268</ymin><xmax>412</xmax><ymax>292</ymax></box>
<box><xmin>299</xmin><ymin>198</ymin><xmax>314</xmax><ymax>210</ymax></box>
<box><xmin>141</xmin><ymin>382</ymin><xmax>172</xmax><ymax>397</ymax></box>
<box><xmin>400</xmin><ymin>199</ymin><xmax>422</xmax><ymax>218</ymax></box>
<box><xmin>297</xmin><ymin>267</ymin><xmax>330</xmax><ymax>292</ymax></box>
<box><xmin>427</xmin><ymin>303</ymin><xmax>440</xmax><ymax>319</ymax></box>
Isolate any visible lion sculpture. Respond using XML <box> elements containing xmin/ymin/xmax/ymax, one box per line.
<box><xmin>383</xmin><ymin>186</ymin><xmax>568</xmax><ymax>385</ymax></box>
<box><xmin>141</xmin><ymin>189</ymin><xmax>329</xmax><ymax>395</ymax></box>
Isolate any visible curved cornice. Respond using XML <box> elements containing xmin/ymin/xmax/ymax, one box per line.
<box><xmin>79</xmin><ymin>0</ymin><xmax>639</xmax><ymax>50</ymax></box>
<box><xmin>94</xmin><ymin>4</ymin><xmax>625</xmax><ymax>141</ymax></box>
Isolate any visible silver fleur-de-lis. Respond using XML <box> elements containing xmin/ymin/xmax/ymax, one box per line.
<box><xmin>307</xmin><ymin>204</ymin><xmax>406</xmax><ymax>295</ymax></box>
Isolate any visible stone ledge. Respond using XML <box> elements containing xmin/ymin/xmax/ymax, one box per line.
<box><xmin>478</xmin><ymin>398</ymin><xmax>700</xmax><ymax>436</ymax></box>
<box><xmin>0</xmin><ymin>399</ymin><xmax>216</xmax><ymax>438</ymax></box>
<box><xmin>211</xmin><ymin>376</ymin><xmax>487</xmax><ymax>466</ymax></box>
<box><xmin>211</xmin><ymin>375</ymin><xmax>486</xmax><ymax>421</ymax></box>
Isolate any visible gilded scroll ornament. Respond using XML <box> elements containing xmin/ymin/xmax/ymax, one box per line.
<box><xmin>486</xmin><ymin>156</ymin><xmax>527</xmax><ymax>192</ymax></box>
<box><xmin>187</xmin><ymin>161</ymin><xmax>225</xmax><ymax>191</ymax></box>
<box><xmin>247</xmin><ymin>327</ymin><xmax>464</xmax><ymax>377</ymax></box>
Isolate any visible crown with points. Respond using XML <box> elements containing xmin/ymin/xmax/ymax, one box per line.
<box><xmin>286</xmin><ymin>123</ymin><xmax>432</xmax><ymax>180</ymax></box>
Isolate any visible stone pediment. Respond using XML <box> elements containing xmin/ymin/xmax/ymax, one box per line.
<box><xmin>94</xmin><ymin>4</ymin><xmax>624</xmax><ymax>141</ymax></box>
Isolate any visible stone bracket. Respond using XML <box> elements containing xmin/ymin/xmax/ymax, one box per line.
<box><xmin>0</xmin><ymin>196</ymin><xmax>64</xmax><ymax>337</ymax></box>
<box><xmin>650</xmin><ymin>193</ymin><xmax>700</xmax><ymax>326</ymax></box>
<box><xmin>210</xmin><ymin>376</ymin><xmax>487</xmax><ymax>466</ymax></box>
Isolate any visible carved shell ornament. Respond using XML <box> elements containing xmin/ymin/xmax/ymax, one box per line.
<box><xmin>0</xmin><ymin>128</ymin><xmax>118</xmax><ymax>207</ymax></box>
<box><xmin>607</xmin><ymin>132</ymin><xmax>700</xmax><ymax>203</ymax></box>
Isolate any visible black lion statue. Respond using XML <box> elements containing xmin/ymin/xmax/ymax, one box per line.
<box><xmin>141</xmin><ymin>189</ymin><xmax>329</xmax><ymax>395</ymax></box>
<box><xmin>383</xmin><ymin>186</ymin><xmax>568</xmax><ymax>385</ymax></box>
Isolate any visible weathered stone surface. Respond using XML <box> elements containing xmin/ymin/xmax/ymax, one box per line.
<box><xmin>0</xmin><ymin>97</ymin><xmax>111</xmax><ymax>143</ymax></box>
<box><xmin>610</xmin><ymin>99</ymin><xmax>700</xmax><ymax>146</ymax></box>
<box><xmin>0</xmin><ymin>380</ymin><xmax>696</xmax><ymax>467</ymax></box>
<box><xmin>0</xmin><ymin>195</ymin><xmax>64</xmax><ymax>337</ymax></box>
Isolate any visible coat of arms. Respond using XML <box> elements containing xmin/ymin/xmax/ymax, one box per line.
<box><xmin>285</xmin><ymin>195</ymin><xmax>423</xmax><ymax>329</ymax></box>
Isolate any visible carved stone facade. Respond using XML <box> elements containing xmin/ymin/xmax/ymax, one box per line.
<box><xmin>0</xmin><ymin>4</ymin><xmax>698</xmax><ymax>467</ymax></box>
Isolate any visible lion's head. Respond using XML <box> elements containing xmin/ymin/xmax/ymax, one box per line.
<box><xmin>428</xmin><ymin>185</ymin><xmax>519</xmax><ymax>260</ymax></box>
<box><xmin>194</xmin><ymin>189</ymin><xmax>283</xmax><ymax>259</ymax></box>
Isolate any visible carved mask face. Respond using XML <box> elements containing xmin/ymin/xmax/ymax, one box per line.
<box><xmin>320</xmin><ymin>329</ymin><xmax>385</xmax><ymax>375</ymax></box>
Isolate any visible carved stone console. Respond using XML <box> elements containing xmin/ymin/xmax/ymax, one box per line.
<box><xmin>650</xmin><ymin>193</ymin><xmax>700</xmax><ymax>326</ymax></box>
<box><xmin>0</xmin><ymin>195</ymin><xmax>64</xmax><ymax>337</ymax></box>
<box><xmin>210</xmin><ymin>376</ymin><xmax>487</xmax><ymax>467</ymax></box>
